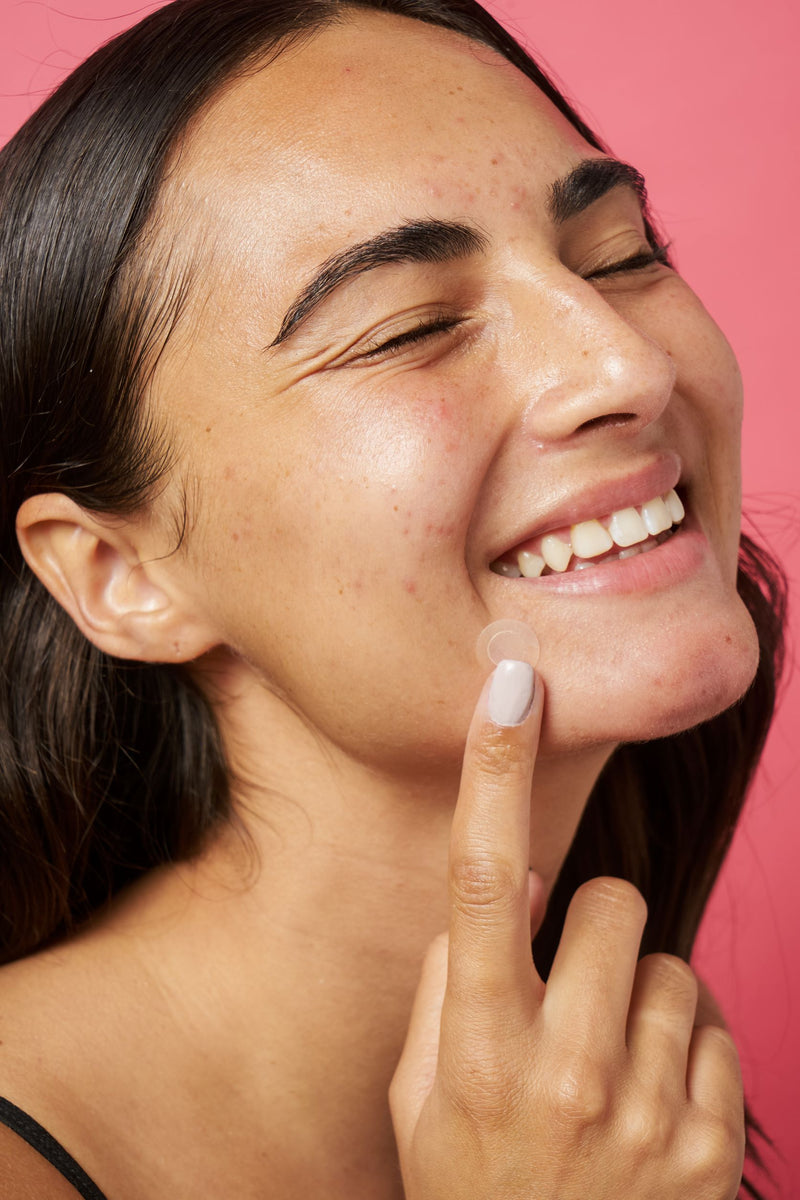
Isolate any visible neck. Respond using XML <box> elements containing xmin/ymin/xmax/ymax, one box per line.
<box><xmin>110</xmin><ymin>661</ymin><xmax>612</xmax><ymax>1194</ymax></box>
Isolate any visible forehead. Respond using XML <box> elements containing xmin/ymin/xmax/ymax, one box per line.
<box><xmin>164</xmin><ymin>11</ymin><xmax>594</xmax><ymax>283</ymax></box>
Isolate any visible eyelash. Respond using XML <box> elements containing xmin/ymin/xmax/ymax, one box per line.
<box><xmin>585</xmin><ymin>242</ymin><xmax>672</xmax><ymax>280</ymax></box>
<box><xmin>359</xmin><ymin>314</ymin><xmax>463</xmax><ymax>359</ymax></box>
<box><xmin>360</xmin><ymin>243</ymin><xmax>671</xmax><ymax>359</ymax></box>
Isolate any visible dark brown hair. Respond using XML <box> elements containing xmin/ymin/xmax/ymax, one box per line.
<box><xmin>0</xmin><ymin>1</ymin><xmax>785</xmax><ymax>1193</ymax></box>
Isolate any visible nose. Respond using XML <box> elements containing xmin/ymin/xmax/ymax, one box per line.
<box><xmin>513</xmin><ymin>274</ymin><xmax>676</xmax><ymax>445</ymax></box>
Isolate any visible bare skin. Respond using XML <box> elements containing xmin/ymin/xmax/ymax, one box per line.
<box><xmin>4</xmin><ymin>10</ymin><xmax>756</xmax><ymax>1198</ymax></box>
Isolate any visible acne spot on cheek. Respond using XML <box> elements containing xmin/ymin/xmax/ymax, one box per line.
<box><xmin>424</xmin><ymin>521</ymin><xmax>456</xmax><ymax>537</ymax></box>
<box><xmin>403</xmin><ymin>579</ymin><xmax>418</xmax><ymax>596</ymax></box>
<box><xmin>232</xmin><ymin>532</ymin><xmax>239</xmax><ymax>542</ymax></box>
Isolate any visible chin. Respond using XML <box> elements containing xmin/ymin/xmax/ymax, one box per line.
<box><xmin>539</xmin><ymin>594</ymin><xmax>761</xmax><ymax>752</ymax></box>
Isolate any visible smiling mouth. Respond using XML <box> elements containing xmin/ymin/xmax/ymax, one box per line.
<box><xmin>490</xmin><ymin>489</ymin><xmax>686</xmax><ymax>578</ymax></box>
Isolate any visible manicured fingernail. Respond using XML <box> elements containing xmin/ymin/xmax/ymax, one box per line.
<box><xmin>488</xmin><ymin>659</ymin><xmax>535</xmax><ymax>726</ymax></box>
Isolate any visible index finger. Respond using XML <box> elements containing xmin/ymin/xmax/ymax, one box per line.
<box><xmin>443</xmin><ymin>661</ymin><xmax>545</xmax><ymax>1041</ymax></box>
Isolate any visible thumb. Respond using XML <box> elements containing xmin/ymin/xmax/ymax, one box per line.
<box><xmin>389</xmin><ymin>930</ymin><xmax>449</xmax><ymax>1155</ymax></box>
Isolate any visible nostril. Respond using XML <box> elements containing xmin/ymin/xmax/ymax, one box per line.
<box><xmin>576</xmin><ymin>412</ymin><xmax>638</xmax><ymax>434</ymax></box>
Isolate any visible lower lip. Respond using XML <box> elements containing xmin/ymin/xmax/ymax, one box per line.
<box><xmin>493</xmin><ymin>524</ymin><xmax>708</xmax><ymax>596</ymax></box>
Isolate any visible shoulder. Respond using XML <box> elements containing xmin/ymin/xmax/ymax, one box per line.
<box><xmin>0</xmin><ymin>1119</ymin><xmax>84</xmax><ymax>1198</ymax></box>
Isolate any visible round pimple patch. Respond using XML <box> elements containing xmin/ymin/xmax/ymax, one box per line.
<box><xmin>476</xmin><ymin>619</ymin><xmax>540</xmax><ymax>669</ymax></box>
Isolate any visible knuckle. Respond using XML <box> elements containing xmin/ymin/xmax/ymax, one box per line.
<box><xmin>471</xmin><ymin>726</ymin><xmax>531</xmax><ymax>781</ymax></box>
<box><xmin>683</xmin><ymin>1115</ymin><xmax>745</xmax><ymax>1187</ymax></box>
<box><xmin>548</xmin><ymin>1048</ymin><xmax>612</xmax><ymax>1126</ymax></box>
<box><xmin>573</xmin><ymin>877</ymin><xmax>648</xmax><ymax>928</ymax></box>
<box><xmin>449</xmin><ymin>851</ymin><xmax>520</xmax><ymax>913</ymax></box>
<box><xmin>694</xmin><ymin>1023</ymin><xmax>741</xmax><ymax>1068</ymax></box>
<box><xmin>619</xmin><ymin>1098</ymin><xmax>672</xmax><ymax>1156</ymax></box>
<box><xmin>638</xmin><ymin>952</ymin><xmax>698</xmax><ymax>1003</ymax></box>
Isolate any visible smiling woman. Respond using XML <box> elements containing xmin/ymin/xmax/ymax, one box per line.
<box><xmin>0</xmin><ymin>1</ymin><xmax>786</xmax><ymax>1198</ymax></box>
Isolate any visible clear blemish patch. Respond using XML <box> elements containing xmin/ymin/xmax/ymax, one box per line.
<box><xmin>476</xmin><ymin>619</ymin><xmax>540</xmax><ymax>669</ymax></box>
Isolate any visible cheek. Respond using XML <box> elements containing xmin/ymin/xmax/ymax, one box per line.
<box><xmin>201</xmin><ymin>376</ymin><xmax>486</xmax><ymax>628</ymax></box>
<box><xmin>292</xmin><ymin>376</ymin><xmax>480</xmax><ymax>570</ymax></box>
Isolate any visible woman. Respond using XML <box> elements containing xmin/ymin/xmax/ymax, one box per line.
<box><xmin>0</xmin><ymin>0</ymin><xmax>785</xmax><ymax>1196</ymax></box>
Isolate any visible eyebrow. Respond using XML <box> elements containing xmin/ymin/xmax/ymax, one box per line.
<box><xmin>269</xmin><ymin>157</ymin><xmax>646</xmax><ymax>348</ymax></box>
<box><xmin>548</xmin><ymin>157</ymin><xmax>646</xmax><ymax>224</ymax></box>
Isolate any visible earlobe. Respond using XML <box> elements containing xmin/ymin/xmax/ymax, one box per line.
<box><xmin>16</xmin><ymin>493</ymin><xmax>218</xmax><ymax>663</ymax></box>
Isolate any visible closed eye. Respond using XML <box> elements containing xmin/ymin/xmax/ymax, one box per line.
<box><xmin>585</xmin><ymin>242</ymin><xmax>672</xmax><ymax>280</ymax></box>
<box><xmin>358</xmin><ymin>314</ymin><xmax>464</xmax><ymax>360</ymax></box>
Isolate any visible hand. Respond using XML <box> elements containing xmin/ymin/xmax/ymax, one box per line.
<box><xmin>389</xmin><ymin>662</ymin><xmax>745</xmax><ymax>1199</ymax></box>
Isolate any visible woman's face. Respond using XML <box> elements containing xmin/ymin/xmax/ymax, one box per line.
<box><xmin>149</xmin><ymin>10</ymin><xmax>759</xmax><ymax>769</ymax></box>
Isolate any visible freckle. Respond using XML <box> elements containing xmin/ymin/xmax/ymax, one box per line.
<box><xmin>205</xmin><ymin>426</ymin><xmax>212</xmax><ymax>433</ymax></box>
<box><xmin>232</xmin><ymin>532</ymin><xmax>239</xmax><ymax>542</ymax></box>
<box><xmin>223</xmin><ymin>465</ymin><xmax>235</xmax><ymax>480</ymax></box>
<box><xmin>338</xmin><ymin>587</ymin><xmax>344</xmax><ymax>595</ymax></box>
<box><xmin>393</xmin><ymin>505</ymin><xmax>399</xmax><ymax>512</ymax></box>
<box><xmin>582</xmin><ymin>350</ymin><xmax>588</xmax><ymax>357</ymax></box>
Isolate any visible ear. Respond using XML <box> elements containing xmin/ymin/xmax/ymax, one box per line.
<box><xmin>16</xmin><ymin>493</ymin><xmax>219</xmax><ymax>663</ymax></box>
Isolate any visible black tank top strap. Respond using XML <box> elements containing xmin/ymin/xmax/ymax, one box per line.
<box><xmin>0</xmin><ymin>1096</ymin><xmax>108</xmax><ymax>1200</ymax></box>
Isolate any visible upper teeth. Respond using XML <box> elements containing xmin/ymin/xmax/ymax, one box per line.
<box><xmin>492</xmin><ymin>489</ymin><xmax>685</xmax><ymax>578</ymax></box>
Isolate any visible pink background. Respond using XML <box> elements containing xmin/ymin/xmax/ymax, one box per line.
<box><xmin>1</xmin><ymin>0</ymin><xmax>797</xmax><ymax>1193</ymax></box>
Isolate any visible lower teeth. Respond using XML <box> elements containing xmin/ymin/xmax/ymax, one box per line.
<box><xmin>560</xmin><ymin>530</ymin><xmax>673</xmax><ymax>574</ymax></box>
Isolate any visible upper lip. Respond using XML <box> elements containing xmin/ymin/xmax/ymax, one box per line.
<box><xmin>488</xmin><ymin>454</ymin><xmax>683</xmax><ymax>562</ymax></box>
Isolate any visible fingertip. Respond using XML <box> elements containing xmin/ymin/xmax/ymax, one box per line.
<box><xmin>487</xmin><ymin>659</ymin><xmax>536</xmax><ymax>727</ymax></box>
